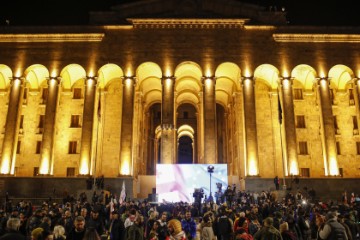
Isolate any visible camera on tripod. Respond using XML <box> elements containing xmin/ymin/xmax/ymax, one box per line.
<box><xmin>193</xmin><ymin>188</ymin><xmax>204</xmax><ymax>199</ymax></box>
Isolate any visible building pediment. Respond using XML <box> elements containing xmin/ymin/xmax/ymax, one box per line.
<box><xmin>89</xmin><ymin>0</ymin><xmax>287</xmax><ymax>26</ymax></box>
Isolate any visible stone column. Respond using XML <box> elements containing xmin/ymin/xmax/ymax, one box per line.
<box><xmin>0</xmin><ymin>77</ymin><xmax>24</xmax><ymax>174</ymax></box>
<box><xmin>39</xmin><ymin>76</ymin><xmax>60</xmax><ymax>175</ymax></box>
<box><xmin>242</xmin><ymin>76</ymin><xmax>259</xmax><ymax>176</ymax></box>
<box><xmin>203</xmin><ymin>76</ymin><xmax>217</xmax><ymax>164</ymax></box>
<box><xmin>280</xmin><ymin>77</ymin><xmax>299</xmax><ymax>175</ymax></box>
<box><xmin>318</xmin><ymin>77</ymin><xmax>338</xmax><ymax>176</ymax></box>
<box><xmin>161</xmin><ymin>76</ymin><xmax>175</xmax><ymax>164</ymax></box>
<box><xmin>354</xmin><ymin>78</ymin><xmax>360</xmax><ymax>127</ymax></box>
<box><xmin>119</xmin><ymin>76</ymin><xmax>135</xmax><ymax>175</ymax></box>
<box><xmin>79</xmin><ymin>76</ymin><xmax>97</xmax><ymax>175</ymax></box>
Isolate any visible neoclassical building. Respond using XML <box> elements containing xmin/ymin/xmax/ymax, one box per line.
<box><xmin>0</xmin><ymin>0</ymin><xmax>359</xmax><ymax>197</ymax></box>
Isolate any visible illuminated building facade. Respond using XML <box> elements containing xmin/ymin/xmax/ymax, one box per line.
<box><xmin>0</xmin><ymin>0</ymin><xmax>359</xmax><ymax>197</ymax></box>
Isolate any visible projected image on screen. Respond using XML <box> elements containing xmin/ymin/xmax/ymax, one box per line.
<box><xmin>156</xmin><ymin>164</ymin><xmax>228</xmax><ymax>203</ymax></box>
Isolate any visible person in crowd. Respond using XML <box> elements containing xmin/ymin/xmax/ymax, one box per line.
<box><xmin>145</xmin><ymin>210</ymin><xmax>158</xmax><ymax>239</ymax></box>
<box><xmin>235</xmin><ymin>228</ymin><xmax>254</xmax><ymax>240</ymax></box>
<box><xmin>285</xmin><ymin>214</ymin><xmax>302</xmax><ymax>240</ymax></box>
<box><xmin>80</xmin><ymin>208</ymin><xmax>90</xmax><ymax>223</ymax></box>
<box><xmin>234</xmin><ymin>216</ymin><xmax>249</xmax><ymax>233</ymax></box>
<box><xmin>248</xmin><ymin>214</ymin><xmax>261</xmax><ymax>236</ymax></box>
<box><xmin>318</xmin><ymin>211</ymin><xmax>348</xmax><ymax>240</ymax></box>
<box><xmin>167</xmin><ymin>219</ymin><xmax>186</xmax><ymax>240</ymax></box>
<box><xmin>67</xmin><ymin>216</ymin><xmax>86</xmax><ymax>240</ymax></box>
<box><xmin>273</xmin><ymin>211</ymin><xmax>283</xmax><ymax>230</ymax></box>
<box><xmin>83</xmin><ymin>227</ymin><xmax>101</xmax><ymax>240</ymax></box>
<box><xmin>279</xmin><ymin>222</ymin><xmax>296</xmax><ymax>240</ymax></box>
<box><xmin>297</xmin><ymin>209</ymin><xmax>311</xmax><ymax>240</ymax></box>
<box><xmin>336</xmin><ymin>215</ymin><xmax>352</xmax><ymax>240</ymax></box>
<box><xmin>0</xmin><ymin>217</ymin><xmax>26</xmax><ymax>240</ymax></box>
<box><xmin>343</xmin><ymin>213</ymin><xmax>359</xmax><ymax>240</ymax></box>
<box><xmin>157</xmin><ymin>212</ymin><xmax>168</xmax><ymax>240</ymax></box>
<box><xmin>27</xmin><ymin>209</ymin><xmax>44</xmax><ymax>236</ymax></box>
<box><xmin>124</xmin><ymin>209</ymin><xmax>137</xmax><ymax>229</ymax></box>
<box><xmin>201</xmin><ymin>214</ymin><xmax>215</xmax><ymax>240</ymax></box>
<box><xmin>148</xmin><ymin>220</ymin><xmax>160</xmax><ymax>240</ymax></box>
<box><xmin>31</xmin><ymin>227</ymin><xmax>52</xmax><ymax>240</ymax></box>
<box><xmin>39</xmin><ymin>217</ymin><xmax>52</xmax><ymax>234</ymax></box>
<box><xmin>274</xmin><ymin>176</ymin><xmax>280</xmax><ymax>190</ymax></box>
<box><xmin>213</xmin><ymin>206</ymin><xmax>233</xmax><ymax>240</ymax></box>
<box><xmin>126</xmin><ymin>215</ymin><xmax>144</xmax><ymax>240</ymax></box>
<box><xmin>107</xmin><ymin>210</ymin><xmax>125</xmax><ymax>240</ymax></box>
<box><xmin>181</xmin><ymin>210</ymin><xmax>196</xmax><ymax>240</ymax></box>
<box><xmin>53</xmin><ymin>225</ymin><xmax>66</xmax><ymax>240</ymax></box>
<box><xmin>253</xmin><ymin>217</ymin><xmax>282</xmax><ymax>240</ymax></box>
<box><xmin>86</xmin><ymin>208</ymin><xmax>105</xmax><ymax>236</ymax></box>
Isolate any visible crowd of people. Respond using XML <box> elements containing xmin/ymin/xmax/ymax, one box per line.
<box><xmin>0</xmin><ymin>186</ymin><xmax>359</xmax><ymax>240</ymax></box>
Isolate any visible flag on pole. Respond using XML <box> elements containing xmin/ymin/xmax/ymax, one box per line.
<box><xmin>119</xmin><ymin>181</ymin><xmax>126</xmax><ymax>204</ymax></box>
<box><xmin>278</xmin><ymin>91</ymin><xmax>283</xmax><ymax>124</ymax></box>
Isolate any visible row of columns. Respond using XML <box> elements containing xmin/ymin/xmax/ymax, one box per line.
<box><xmin>0</xmin><ymin>74</ymin><xmax>354</xmax><ymax>176</ymax></box>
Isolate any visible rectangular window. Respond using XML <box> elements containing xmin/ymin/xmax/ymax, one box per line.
<box><xmin>334</xmin><ymin>116</ymin><xmax>340</xmax><ymax>134</ymax></box>
<box><xmin>330</xmin><ymin>89</ymin><xmax>335</xmax><ymax>105</ymax></box>
<box><xmin>68</xmin><ymin>141</ymin><xmax>77</xmax><ymax>154</ymax></box>
<box><xmin>38</xmin><ymin>115</ymin><xmax>45</xmax><ymax>128</ymax></box>
<box><xmin>353</xmin><ymin>116</ymin><xmax>358</xmax><ymax>130</ymax></box>
<box><xmin>296</xmin><ymin>115</ymin><xmax>306</xmax><ymax>128</ymax></box>
<box><xmin>293</xmin><ymin>89</ymin><xmax>303</xmax><ymax>100</ymax></box>
<box><xmin>36</xmin><ymin>141</ymin><xmax>42</xmax><ymax>154</ymax></box>
<box><xmin>70</xmin><ymin>115</ymin><xmax>81</xmax><ymax>128</ymax></box>
<box><xmin>300</xmin><ymin>168</ymin><xmax>310</xmax><ymax>177</ymax></box>
<box><xmin>357</xmin><ymin>142</ymin><xmax>360</xmax><ymax>155</ymax></box>
<box><xmin>157</xmin><ymin>111</ymin><xmax>161</xmax><ymax>119</ymax></box>
<box><xmin>16</xmin><ymin>141</ymin><xmax>21</xmax><ymax>154</ymax></box>
<box><xmin>183</xmin><ymin>111</ymin><xmax>188</xmax><ymax>119</ymax></box>
<box><xmin>339</xmin><ymin>168</ymin><xmax>344</xmax><ymax>177</ymax></box>
<box><xmin>349</xmin><ymin>88</ymin><xmax>355</xmax><ymax>106</ymax></box>
<box><xmin>336</xmin><ymin>141</ymin><xmax>341</xmax><ymax>155</ymax></box>
<box><xmin>299</xmin><ymin>141</ymin><xmax>308</xmax><ymax>155</ymax></box>
<box><xmin>41</xmin><ymin>88</ymin><xmax>49</xmax><ymax>104</ymax></box>
<box><xmin>33</xmin><ymin>167</ymin><xmax>39</xmax><ymax>176</ymax></box>
<box><xmin>19</xmin><ymin>115</ymin><xmax>24</xmax><ymax>129</ymax></box>
<box><xmin>67</xmin><ymin>167</ymin><xmax>76</xmax><ymax>177</ymax></box>
<box><xmin>73</xmin><ymin>88</ymin><xmax>82</xmax><ymax>99</ymax></box>
<box><xmin>23</xmin><ymin>88</ymin><xmax>28</xmax><ymax>104</ymax></box>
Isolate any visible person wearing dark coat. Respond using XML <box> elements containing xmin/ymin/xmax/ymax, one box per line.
<box><xmin>67</xmin><ymin>216</ymin><xmax>86</xmax><ymax>240</ymax></box>
<box><xmin>0</xmin><ymin>218</ymin><xmax>26</xmax><ymax>240</ymax></box>
<box><xmin>108</xmin><ymin>210</ymin><xmax>125</xmax><ymax>240</ymax></box>
<box><xmin>86</xmin><ymin>208</ymin><xmax>105</xmax><ymax>236</ymax></box>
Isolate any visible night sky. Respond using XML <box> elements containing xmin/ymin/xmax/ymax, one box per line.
<box><xmin>0</xmin><ymin>0</ymin><xmax>359</xmax><ymax>26</ymax></box>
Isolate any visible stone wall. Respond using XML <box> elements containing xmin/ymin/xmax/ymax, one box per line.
<box><xmin>0</xmin><ymin>177</ymin><xmax>358</xmax><ymax>204</ymax></box>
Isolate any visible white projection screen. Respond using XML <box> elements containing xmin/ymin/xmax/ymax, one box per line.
<box><xmin>156</xmin><ymin>164</ymin><xmax>228</xmax><ymax>203</ymax></box>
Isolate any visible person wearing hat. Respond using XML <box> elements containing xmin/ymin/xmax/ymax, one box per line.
<box><xmin>253</xmin><ymin>217</ymin><xmax>282</xmax><ymax>240</ymax></box>
<box><xmin>167</xmin><ymin>219</ymin><xmax>186</xmax><ymax>240</ymax></box>
<box><xmin>318</xmin><ymin>211</ymin><xmax>348</xmax><ymax>240</ymax></box>
<box><xmin>107</xmin><ymin>210</ymin><xmax>125</xmax><ymax>240</ymax></box>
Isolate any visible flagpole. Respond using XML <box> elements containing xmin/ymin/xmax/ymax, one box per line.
<box><xmin>278</xmin><ymin>86</ymin><xmax>287</xmax><ymax>190</ymax></box>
